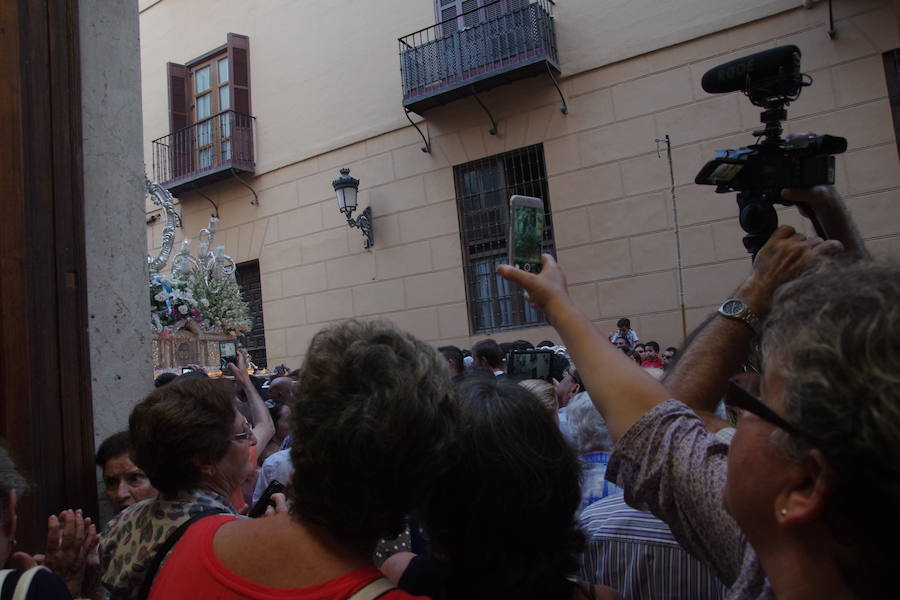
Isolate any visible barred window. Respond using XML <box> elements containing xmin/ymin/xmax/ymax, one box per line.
<box><xmin>454</xmin><ymin>144</ymin><xmax>555</xmax><ymax>334</ymax></box>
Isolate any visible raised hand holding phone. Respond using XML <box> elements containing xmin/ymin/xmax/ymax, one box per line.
<box><xmin>508</xmin><ymin>195</ymin><xmax>544</xmax><ymax>274</ymax></box>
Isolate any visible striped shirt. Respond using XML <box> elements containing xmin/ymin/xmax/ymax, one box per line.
<box><xmin>579</xmin><ymin>493</ymin><xmax>727</xmax><ymax>599</ymax></box>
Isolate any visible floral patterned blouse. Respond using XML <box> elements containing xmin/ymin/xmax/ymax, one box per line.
<box><xmin>100</xmin><ymin>488</ymin><xmax>237</xmax><ymax>599</ymax></box>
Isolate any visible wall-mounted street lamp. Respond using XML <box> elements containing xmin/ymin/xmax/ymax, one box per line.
<box><xmin>332</xmin><ymin>167</ymin><xmax>373</xmax><ymax>249</ymax></box>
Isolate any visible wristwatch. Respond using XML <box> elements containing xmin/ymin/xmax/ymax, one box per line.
<box><xmin>717</xmin><ymin>298</ymin><xmax>760</xmax><ymax>334</ymax></box>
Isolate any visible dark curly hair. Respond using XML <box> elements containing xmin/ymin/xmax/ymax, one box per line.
<box><xmin>422</xmin><ymin>377</ymin><xmax>585</xmax><ymax>600</ymax></box>
<box><xmin>95</xmin><ymin>431</ymin><xmax>130</xmax><ymax>468</ymax></box>
<box><xmin>129</xmin><ymin>376</ymin><xmax>237</xmax><ymax>496</ymax></box>
<box><xmin>289</xmin><ymin>320</ymin><xmax>457</xmax><ymax>544</ymax></box>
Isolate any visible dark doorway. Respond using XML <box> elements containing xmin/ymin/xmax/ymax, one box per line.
<box><xmin>235</xmin><ymin>261</ymin><xmax>267</xmax><ymax>368</ymax></box>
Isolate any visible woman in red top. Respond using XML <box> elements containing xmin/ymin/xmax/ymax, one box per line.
<box><xmin>149</xmin><ymin>320</ymin><xmax>458</xmax><ymax>600</ymax></box>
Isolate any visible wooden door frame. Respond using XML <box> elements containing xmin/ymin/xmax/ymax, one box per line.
<box><xmin>0</xmin><ymin>0</ymin><xmax>97</xmax><ymax>553</ymax></box>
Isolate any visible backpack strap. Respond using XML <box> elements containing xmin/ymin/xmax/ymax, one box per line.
<box><xmin>137</xmin><ymin>508</ymin><xmax>228</xmax><ymax>600</ymax></box>
<box><xmin>0</xmin><ymin>569</ymin><xmax>15</xmax><ymax>600</ymax></box>
<box><xmin>11</xmin><ymin>566</ymin><xmax>52</xmax><ymax>600</ymax></box>
<box><xmin>346</xmin><ymin>577</ymin><xmax>397</xmax><ymax>600</ymax></box>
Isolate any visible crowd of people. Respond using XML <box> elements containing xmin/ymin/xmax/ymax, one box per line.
<box><xmin>1</xmin><ymin>185</ymin><xmax>897</xmax><ymax>600</ymax></box>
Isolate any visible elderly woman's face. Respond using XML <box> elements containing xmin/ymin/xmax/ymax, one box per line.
<box><xmin>212</xmin><ymin>410</ymin><xmax>257</xmax><ymax>495</ymax></box>
<box><xmin>723</xmin><ymin>368</ymin><xmax>794</xmax><ymax>538</ymax></box>
<box><xmin>103</xmin><ymin>454</ymin><xmax>157</xmax><ymax>513</ymax></box>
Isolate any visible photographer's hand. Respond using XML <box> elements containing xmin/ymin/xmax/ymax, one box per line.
<box><xmin>498</xmin><ymin>255</ymin><xmax>669</xmax><ymax>440</ymax></box>
<box><xmin>737</xmin><ymin>225</ymin><xmax>844</xmax><ymax>316</ymax></box>
<box><xmin>781</xmin><ymin>185</ymin><xmax>869</xmax><ymax>261</ymax></box>
<box><xmin>664</xmin><ymin>226</ymin><xmax>842</xmax><ymax>413</ymax></box>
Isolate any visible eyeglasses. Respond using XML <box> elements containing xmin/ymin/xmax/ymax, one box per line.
<box><xmin>725</xmin><ymin>374</ymin><xmax>820</xmax><ymax>446</ymax></box>
<box><xmin>232</xmin><ymin>419</ymin><xmax>252</xmax><ymax>441</ymax></box>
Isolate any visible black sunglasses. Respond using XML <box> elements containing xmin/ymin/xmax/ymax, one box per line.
<box><xmin>725</xmin><ymin>375</ymin><xmax>821</xmax><ymax>446</ymax></box>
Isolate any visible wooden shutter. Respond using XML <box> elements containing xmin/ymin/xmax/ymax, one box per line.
<box><xmin>167</xmin><ymin>62</ymin><xmax>190</xmax><ymax>132</ymax></box>
<box><xmin>167</xmin><ymin>62</ymin><xmax>193</xmax><ymax>177</ymax></box>
<box><xmin>227</xmin><ymin>33</ymin><xmax>251</xmax><ymax>115</ymax></box>
<box><xmin>226</xmin><ymin>33</ymin><xmax>252</xmax><ymax>163</ymax></box>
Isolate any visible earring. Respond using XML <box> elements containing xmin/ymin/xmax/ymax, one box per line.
<box><xmin>779</xmin><ymin>508</ymin><xmax>788</xmax><ymax>517</ymax></box>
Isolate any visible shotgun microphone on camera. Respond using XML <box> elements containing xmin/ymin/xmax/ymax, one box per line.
<box><xmin>701</xmin><ymin>45</ymin><xmax>801</xmax><ymax>94</ymax></box>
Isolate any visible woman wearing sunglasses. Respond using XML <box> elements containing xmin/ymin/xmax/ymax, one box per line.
<box><xmin>100</xmin><ymin>375</ymin><xmax>263</xmax><ymax>599</ymax></box>
<box><xmin>498</xmin><ymin>234</ymin><xmax>895</xmax><ymax>599</ymax></box>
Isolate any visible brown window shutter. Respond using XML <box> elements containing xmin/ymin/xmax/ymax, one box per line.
<box><xmin>227</xmin><ymin>33</ymin><xmax>251</xmax><ymax>115</ymax></box>
<box><xmin>226</xmin><ymin>33</ymin><xmax>252</xmax><ymax>163</ymax></box>
<box><xmin>167</xmin><ymin>62</ymin><xmax>194</xmax><ymax>178</ymax></box>
<box><xmin>167</xmin><ymin>62</ymin><xmax>191</xmax><ymax>132</ymax></box>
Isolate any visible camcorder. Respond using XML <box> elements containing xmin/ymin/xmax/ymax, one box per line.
<box><xmin>694</xmin><ymin>45</ymin><xmax>847</xmax><ymax>256</ymax></box>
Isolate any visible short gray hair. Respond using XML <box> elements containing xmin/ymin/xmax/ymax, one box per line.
<box><xmin>0</xmin><ymin>444</ymin><xmax>27</xmax><ymax>516</ymax></box>
<box><xmin>762</xmin><ymin>259</ymin><xmax>900</xmax><ymax>587</ymax></box>
<box><xmin>564</xmin><ymin>392</ymin><xmax>613</xmax><ymax>453</ymax></box>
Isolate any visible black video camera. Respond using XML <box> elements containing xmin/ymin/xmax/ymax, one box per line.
<box><xmin>694</xmin><ymin>45</ymin><xmax>847</xmax><ymax>256</ymax></box>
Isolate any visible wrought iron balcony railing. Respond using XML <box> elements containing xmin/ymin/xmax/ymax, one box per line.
<box><xmin>399</xmin><ymin>0</ymin><xmax>559</xmax><ymax>115</ymax></box>
<box><xmin>151</xmin><ymin>110</ymin><xmax>255</xmax><ymax>194</ymax></box>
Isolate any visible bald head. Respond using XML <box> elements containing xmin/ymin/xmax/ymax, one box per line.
<box><xmin>268</xmin><ymin>377</ymin><xmax>294</xmax><ymax>402</ymax></box>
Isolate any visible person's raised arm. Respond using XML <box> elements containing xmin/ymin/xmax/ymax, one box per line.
<box><xmin>782</xmin><ymin>184</ymin><xmax>869</xmax><ymax>261</ymax></box>
<box><xmin>664</xmin><ymin>225</ymin><xmax>843</xmax><ymax>412</ymax></box>
<box><xmin>498</xmin><ymin>257</ymin><xmax>669</xmax><ymax>441</ymax></box>
<box><xmin>230</xmin><ymin>353</ymin><xmax>275</xmax><ymax>450</ymax></box>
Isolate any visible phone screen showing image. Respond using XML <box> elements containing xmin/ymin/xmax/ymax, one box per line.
<box><xmin>509</xmin><ymin>196</ymin><xmax>544</xmax><ymax>273</ymax></box>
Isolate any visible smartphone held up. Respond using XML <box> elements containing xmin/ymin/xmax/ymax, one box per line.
<box><xmin>508</xmin><ymin>195</ymin><xmax>544</xmax><ymax>274</ymax></box>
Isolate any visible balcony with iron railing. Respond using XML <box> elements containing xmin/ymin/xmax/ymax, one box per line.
<box><xmin>399</xmin><ymin>0</ymin><xmax>559</xmax><ymax>115</ymax></box>
<box><xmin>151</xmin><ymin>110</ymin><xmax>255</xmax><ymax>194</ymax></box>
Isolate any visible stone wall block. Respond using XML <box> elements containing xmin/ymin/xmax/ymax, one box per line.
<box><xmin>568</xmin><ymin>282</ymin><xmax>600</xmax><ymax>320</ymax></box>
<box><xmin>404</xmin><ymin>269</ymin><xmax>466</xmax><ymax>309</ymax></box>
<box><xmin>577</xmin><ymin>115</ymin><xmax>658</xmax><ymax>166</ymax></box>
<box><xmin>352</xmin><ymin>279</ymin><xmax>407</xmax><ymax>316</ymax></box>
<box><xmin>545</xmin><ymin>135</ymin><xmax>582</xmax><ymax>176</ymax></box>
<box><xmin>620</xmin><ymin>153</ymin><xmax>672</xmax><ymax>196</ymax></box>
<box><xmin>557</xmin><ymin>239</ymin><xmax>632</xmax><ymax>284</ymax></box>
<box><xmin>398</xmin><ymin>201</ymin><xmax>459</xmax><ymax>243</ymax></box>
<box><xmin>612</xmin><ymin>66</ymin><xmax>694</xmax><ymax>121</ymax></box>
<box><xmin>300</xmin><ymin>227</ymin><xmax>350</xmax><ymax>264</ymax></box>
<box><xmin>282</xmin><ymin>262</ymin><xmax>327</xmax><ymax>297</ymax></box>
<box><xmin>630</xmin><ymin>230</ymin><xmax>677</xmax><ymax>273</ymax></box>
<box><xmin>424</xmin><ymin>168</ymin><xmax>455</xmax><ymax>204</ymax></box>
<box><xmin>430</xmin><ymin>234</ymin><xmax>464</xmax><ymax>270</ymax></box>
<box><xmin>325</xmin><ymin>252</ymin><xmax>376</xmax><ymax>289</ymax></box>
<box><xmin>257</xmin><ymin>181</ymin><xmax>300</xmax><ymax>218</ymax></box>
<box><xmin>260</xmin><ymin>238</ymin><xmax>303</xmax><ymax>273</ymax></box>
<box><xmin>261</xmin><ymin>271</ymin><xmax>283</xmax><ymax>302</ymax></box>
<box><xmin>655</xmin><ymin>95</ymin><xmax>742</xmax><ymax>146</ymax></box>
<box><xmin>375</xmin><ymin>240</ymin><xmax>433</xmax><ymax>280</ymax></box>
<box><xmin>305</xmin><ymin>288</ymin><xmax>354</xmax><ymax>323</ymax></box>
<box><xmin>369</xmin><ymin>175</ymin><xmax>427</xmax><ymax>216</ymax></box>
<box><xmin>548</xmin><ymin>163</ymin><xmax>624</xmax><ymax>211</ymax></box>
<box><xmin>277</xmin><ymin>203</ymin><xmax>323</xmax><ymax>241</ymax></box>
<box><xmin>552</xmin><ymin>207</ymin><xmax>591</xmax><ymax>248</ymax></box>
<box><xmin>832</xmin><ymin>55</ymin><xmax>889</xmax><ymax>107</ymax></box>
<box><xmin>263</xmin><ymin>296</ymin><xmax>307</xmax><ymax>328</ymax></box>
<box><xmin>437</xmin><ymin>302</ymin><xmax>472</xmax><ymax>339</ymax></box>
<box><xmin>682</xmin><ymin>261</ymin><xmax>752</xmax><ymax>307</ymax></box>
<box><xmin>588</xmin><ymin>192</ymin><xmax>670</xmax><ymax>241</ymax></box>
<box><xmin>595</xmin><ymin>271</ymin><xmax>679</xmax><ymax>317</ymax></box>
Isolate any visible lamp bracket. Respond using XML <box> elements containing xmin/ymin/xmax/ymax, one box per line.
<box><xmin>405</xmin><ymin>109</ymin><xmax>431</xmax><ymax>153</ymax></box>
<box><xmin>470</xmin><ymin>86</ymin><xmax>498</xmax><ymax>135</ymax></box>
<box><xmin>347</xmin><ymin>205</ymin><xmax>373</xmax><ymax>249</ymax></box>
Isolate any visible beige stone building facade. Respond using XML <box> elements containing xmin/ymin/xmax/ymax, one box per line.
<box><xmin>141</xmin><ymin>0</ymin><xmax>900</xmax><ymax>369</ymax></box>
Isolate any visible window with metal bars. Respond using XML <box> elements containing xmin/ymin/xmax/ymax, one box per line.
<box><xmin>454</xmin><ymin>144</ymin><xmax>555</xmax><ymax>334</ymax></box>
